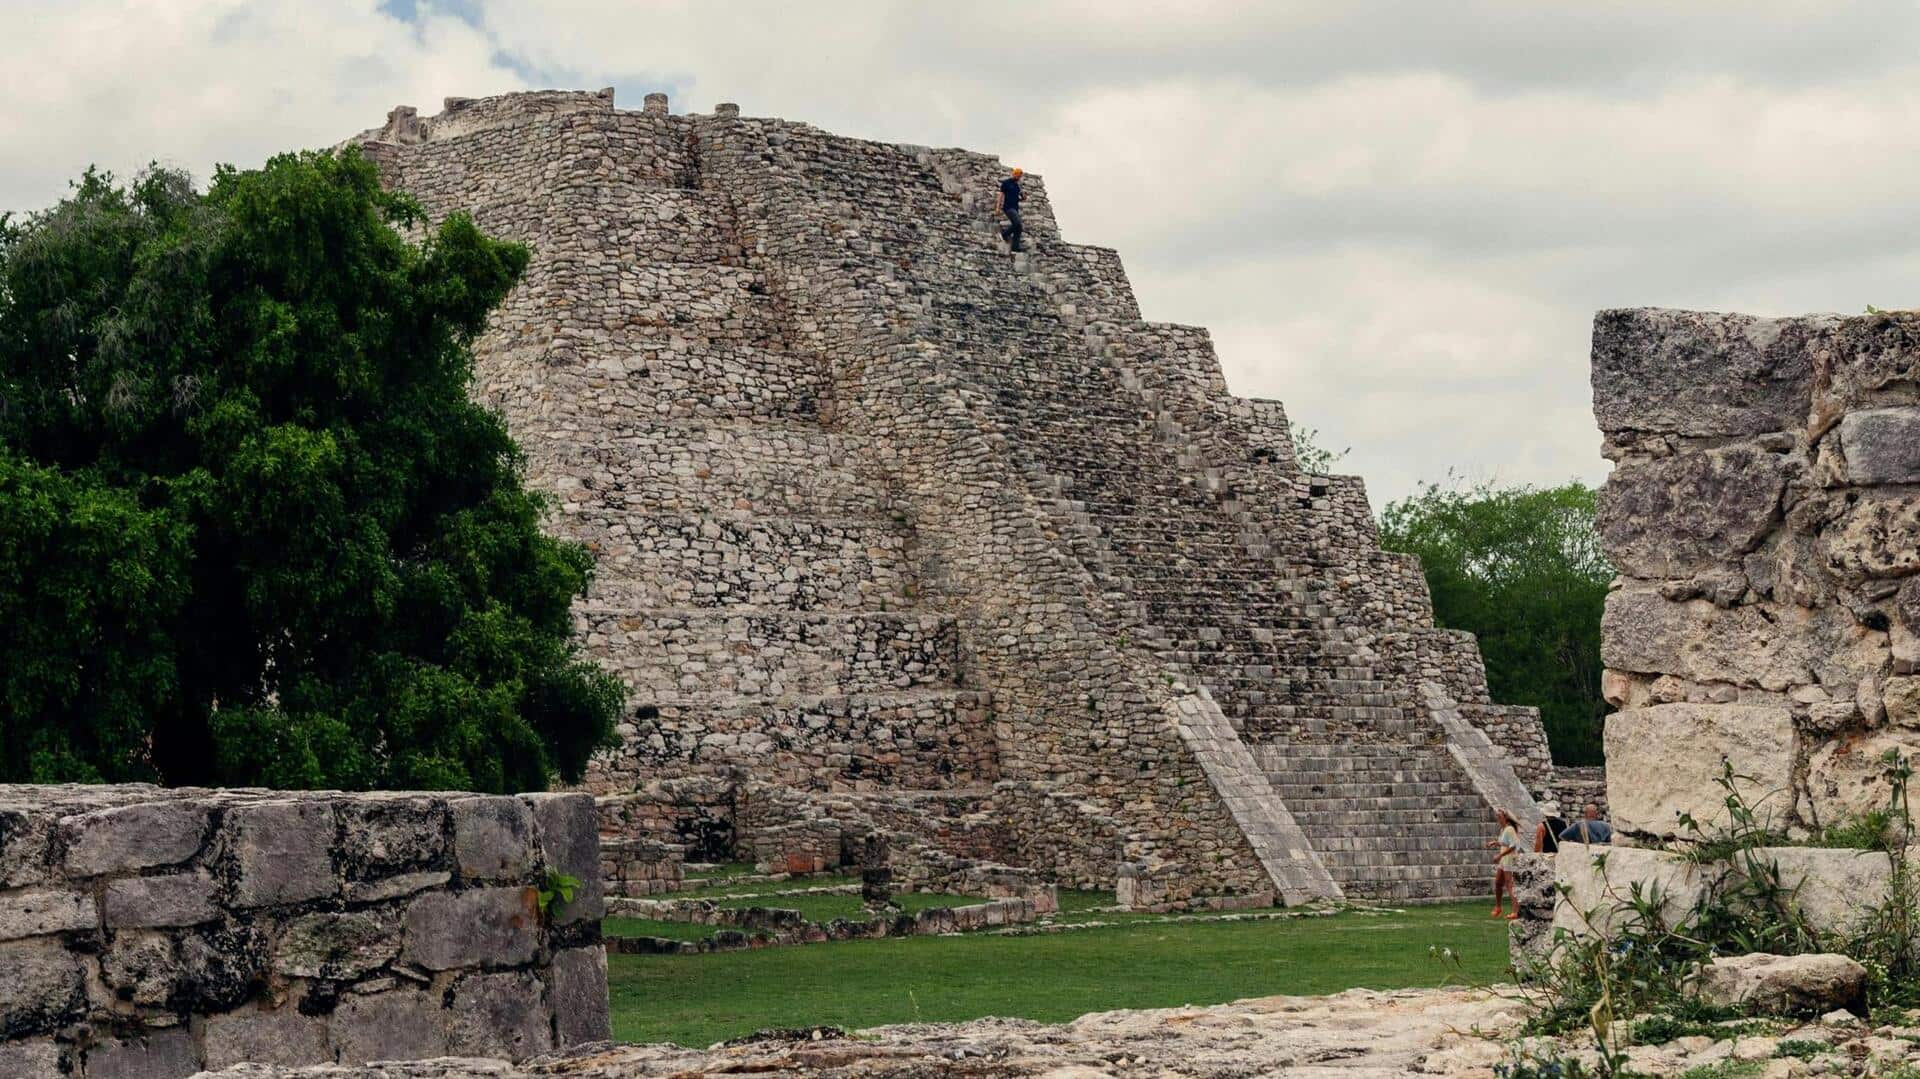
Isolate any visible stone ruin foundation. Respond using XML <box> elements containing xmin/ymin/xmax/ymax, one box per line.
<box><xmin>0</xmin><ymin>785</ymin><xmax>608</xmax><ymax>1075</ymax></box>
<box><xmin>343</xmin><ymin>89</ymin><xmax>1564</xmax><ymax>907</ymax></box>
<box><xmin>1517</xmin><ymin>306</ymin><xmax>1920</xmax><ymax>961</ymax></box>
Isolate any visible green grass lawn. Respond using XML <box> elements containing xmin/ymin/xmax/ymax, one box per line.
<box><xmin>607</xmin><ymin>902</ymin><xmax>1507</xmax><ymax>1046</ymax></box>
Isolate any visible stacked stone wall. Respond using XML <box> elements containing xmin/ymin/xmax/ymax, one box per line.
<box><xmin>1593</xmin><ymin>307</ymin><xmax>1920</xmax><ymax>842</ymax></box>
<box><xmin>0</xmin><ymin>785</ymin><xmax>606</xmax><ymax>1076</ymax></box>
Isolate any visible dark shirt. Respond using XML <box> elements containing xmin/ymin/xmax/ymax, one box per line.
<box><xmin>1558</xmin><ymin>819</ymin><xmax>1614</xmax><ymax>845</ymax></box>
<box><xmin>1000</xmin><ymin>177</ymin><xmax>1022</xmax><ymax>211</ymax></box>
<box><xmin>1539</xmin><ymin>816</ymin><xmax>1567</xmax><ymax>854</ymax></box>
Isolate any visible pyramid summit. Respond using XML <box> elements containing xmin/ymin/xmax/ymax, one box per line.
<box><xmin>348</xmin><ymin>88</ymin><xmax>1562</xmax><ymax>905</ymax></box>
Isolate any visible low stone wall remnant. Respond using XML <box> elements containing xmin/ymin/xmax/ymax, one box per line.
<box><xmin>0</xmin><ymin>784</ymin><xmax>608</xmax><ymax>1076</ymax></box>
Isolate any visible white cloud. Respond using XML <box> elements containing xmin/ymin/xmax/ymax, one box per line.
<box><xmin>6</xmin><ymin>1</ymin><xmax>1920</xmax><ymax>502</ymax></box>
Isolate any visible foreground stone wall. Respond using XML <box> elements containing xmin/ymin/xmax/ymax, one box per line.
<box><xmin>0</xmin><ymin>785</ymin><xmax>607</xmax><ymax>1076</ymax></box>
<box><xmin>1593</xmin><ymin>308</ymin><xmax>1920</xmax><ymax>842</ymax></box>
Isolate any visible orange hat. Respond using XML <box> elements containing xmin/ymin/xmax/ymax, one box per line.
<box><xmin>1010</xmin><ymin>167</ymin><xmax>1023</xmax><ymax>177</ymax></box>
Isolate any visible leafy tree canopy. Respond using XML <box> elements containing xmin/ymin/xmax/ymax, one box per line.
<box><xmin>1379</xmin><ymin>476</ymin><xmax>1611</xmax><ymax>765</ymax></box>
<box><xmin>0</xmin><ymin>152</ymin><xmax>621</xmax><ymax>790</ymax></box>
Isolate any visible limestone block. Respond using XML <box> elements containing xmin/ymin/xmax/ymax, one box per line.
<box><xmin>1901</xmin><ymin>579</ymin><xmax>1920</xmax><ymax>634</ymax></box>
<box><xmin>0</xmin><ymin>811</ymin><xmax>52</xmax><ymax>889</ymax></box>
<box><xmin>401</xmin><ymin>887</ymin><xmax>539</xmax><ymax>970</ymax></box>
<box><xmin>1603</xmin><ymin>704</ymin><xmax>1796</xmax><ymax>839</ymax></box>
<box><xmin>101</xmin><ymin>929</ymin><xmax>181</xmax><ymax>1006</ymax></box>
<box><xmin>550</xmin><ymin>945</ymin><xmax>612</xmax><ymax>1045</ymax></box>
<box><xmin>86</xmin><ymin>1027</ymin><xmax>200</xmax><ymax>1079</ymax></box>
<box><xmin>224</xmin><ymin>801</ymin><xmax>337</xmax><ymax>908</ymax></box>
<box><xmin>1591</xmin><ymin>308</ymin><xmax>1825</xmax><ymax>438</ymax></box>
<box><xmin>336</xmin><ymin>797</ymin><xmax>448</xmax><ymax>880</ymax></box>
<box><xmin>1837</xmin><ymin>407</ymin><xmax>1920</xmax><ymax>485</ymax></box>
<box><xmin>452</xmin><ymin>796</ymin><xmax>537</xmax><ymax>881</ymax></box>
<box><xmin>1553</xmin><ymin>842</ymin><xmax>1706</xmax><ymax>937</ymax></box>
<box><xmin>521</xmin><ymin>793</ymin><xmax>604</xmax><ymax>925</ymax></box>
<box><xmin>1766</xmin><ymin>846</ymin><xmax>1902</xmax><ymax>935</ymax></box>
<box><xmin>0</xmin><ymin>938</ymin><xmax>84</xmax><ymax>1038</ymax></box>
<box><xmin>0</xmin><ymin>887</ymin><xmax>95</xmax><ymax>941</ymax></box>
<box><xmin>103</xmin><ymin>872</ymin><xmax>218</xmax><ymax>928</ymax></box>
<box><xmin>449</xmin><ymin>970</ymin><xmax>553</xmax><ymax>1060</ymax></box>
<box><xmin>1886</xmin><ymin>675</ymin><xmax>1920</xmax><ymax>728</ymax></box>
<box><xmin>1805</xmin><ymin>730</ymin><xmax>1920</xmax><ymax>828</ymax></box>
<box><xmin>330</xmin><ymin>988</ymin><xmax>451</xmax><ymax>1063</ymax></box>
<box><xmin>273</xmin><ymin>911</ymin><xmax>400</xmax><ymax>979</ymax></box>
<box><xmin>1821</xmin><ymin>493</ymin><xmax>1920</xmax><ymax>581</ymax></box>
<box><xmin>0</xmin><ymin>1037</ymin><xmax>63</xmax><ymax>1078</ymax></box>
<box><xmin>200</xmin><ymin>1007</ymin><xmax>330</xmax><ymax>1069</ymax></box>
<box><xmin>1597</xmin><ymin>442</ymin><xmax>1790</xmax><ymax>577</ymax></box>
<box><xmin>1603</xmin><ymin>588</ymin><xmax>1841</xmax><ymax>691</ymax></box>
<box><xmin>1815</xmin><ymin>312</ymin><xmax>1920</xmax><ymax>417</ymax></box>
<box><xmin>1696</xmin><ymin>953</ymin><xmax>1868</xmax><ymax>1017</ymax></box>
<box><xmin>61</xmin><ymin>801</ymin><xmax>208</xmax><ymax>877</ymax></box>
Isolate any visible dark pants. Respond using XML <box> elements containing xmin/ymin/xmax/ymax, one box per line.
<box><xmin>1001</xmin><ymin>207</ymin><xmax>1023</xmax><ymax>251</ymax></box>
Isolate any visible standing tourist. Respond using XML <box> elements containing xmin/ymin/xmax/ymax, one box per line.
<box><xmin>1559</xmin><ymin>803</ymin><xmax>1614</xmax><ymax>845</ymax></box>
<box><xmin>1487</xmin><ymin>808</ymin><xmax>1522</xmax><ymax>919</ymax></box>
<box><xmin>997</xmin><ymin>167</ymin><xmax>1025</xmax><ymax>252</ymax></box>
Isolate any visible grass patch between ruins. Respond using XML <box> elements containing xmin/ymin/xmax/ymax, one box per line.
<box><xmin>605</xmin><ymin>901</ymin><xmax>1505</xmax><ymax>1046</ymax></box>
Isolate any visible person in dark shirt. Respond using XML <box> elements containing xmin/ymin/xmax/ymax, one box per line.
<box><xmin>996</xmin><ymin>167</ymin><xmax>1025</xmax><ymax>252</ymax></box>
<box><xmin>1533</xmin><ymin>811</ymin><xmax>1568</xmax><ymax>854</ymax></box>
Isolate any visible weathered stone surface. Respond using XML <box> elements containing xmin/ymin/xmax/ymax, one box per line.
<box><xmin>1837</xmin><ymin>406</ymin><xmax>1920</xmax><ymax>485</ymax></box>
<box><xmin>101</xmin><ymin>929</ymin><xmax>183</xmax><ymax>1006</ymax></box>
<box><xmin>0</xmin><ymin>812</ymin><xmax>53</xmax><ymax>889</ymax></box>
<box><xmin>0</xmin><ymin>938</ymin><xmax>84</xmax><ymax>1037</ymax></box>
<box><xmin>202</xmin><ymin>1007</ymin><xmax>331</xmax><ymax>1069</ymax></box>
<box><xmin>1591</xmin><ymin>308</ymin><xmax>1824</xmax><ymax>437</ymax></box>
<box><xmin>87</xmin><ymin>1027</ymin><xmax>200</xmax><ymax>1079</ymax></box>
<box><xmin>1886</xmin><ymin>675</ymin><xmax>1920</xmax><ymax>727</ymax></box>
<box><xmin>103</xmin><ymin>872</ymin><xmax>218</xmax><ymax>928</ymax></box>
<box><xmin>1603</xmin><ymin>704</ymin><xmax>1796</xmax><ymax>839</ymax></box>
<box><xmin>1805</xmin><ymin>730</ymin><xmax>1920</xmax><ymax>828</ymax></box>
<box><xmin>224</xmin><ymin>801</ymin><xmax>337</xmax><ymax>908</ymax></box>
<box><xmin>273</xmin><ymin>911</ymin><xmax>400</xmax><ymax>979</ymax></box>
<box><xmin>522</xmin><ymin>794</ymin><xmax>603</xmax><ymax>925</ymax></box>
<box><xmin>1766</xmin><ymin>846</ymin><xmax>1905</xmax><ymax>933</ymax></box>
<box><xmin>450</xmin><ymin>970</ymin><xmax>553</xmax><ymax>1061</ymax></box>
<box><xmin>196</xmin><ymin>987</ymin><xmax>1537</xmax><ymax>1078</ymax></box>
<box><xmin>1597</xmin><ymin>442</ymin><xmax>1789</xmax><ymax>577</ymax></box>
<box><xmin>402</xmin><ymin>887</ymin><xmax>539</xmax><ymax>970</ymax></box>
<box><xmin>1696</xmin><ymin>953</ymin><xmax>1868</xmax><ymax>1017</ymax></box>
<box><xmin>0</xmin><ymin>886</ymin><xmax>95</xmax><ymax>941</ymax></box>
<box><xmin>337</xmin><ymin>798</ymin><xmax>449</xmax><ymax>881</ymax></box>
<box><xmin>1816</xmin><ymin>311</ymin><xmax>1920</xmax><ymax>417</ymax></box>
<box><xmin>1602</xmin><ymin>587</ymin><xmax>1842</xmax><ymax>691</ymax></box>
<box><xmin>1553</xmin><ymin>842</ymin><xmax>1707</xmax><ymax>937</ymax></box>
<box><xmin>452</xmin><ymin>797</ymin><xmax>537</xmax><ymax>881</ymax></box>
<box><xmin>0</xmin><ymin>1037</ymin><xmax>63</xmax><ymax>1078</ymax></box>
<box><xmin>550</xmin><ymin>946</ymin><xmax>612</xmax><ymax>1046</ymax></box>
<box><xmin>1821</xmin><ymin>492</ymin><xmax>1920</xmax><ymax>581</ymax></box>
<box><xmin>61</xmin><ymin>801</ymin><xmax>208</xmax><ymax>877</ymax></box>
<box><xmin>331</xmin><ymin>988</ymin><xmax>451</xmax><ymax>1063</ymax></box>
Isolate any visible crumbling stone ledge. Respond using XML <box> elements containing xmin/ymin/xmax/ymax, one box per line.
<box><xmin>605</xmin><ymin>892</ymin><xmax>1049</xmax><ymax>952</ymax></box>
<box><xmin>0</xmin><ymin>784</ymin><xmax>609</xmax><ymax>1076</ymax></box>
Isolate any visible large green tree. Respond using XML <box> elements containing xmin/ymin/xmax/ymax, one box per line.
<box><xmin>0</xmin><ymin>153</ymin><xmax>621</xmax><ymax>790</ymax></box>
<box><xmin>1380</xmin><ymin>478</ymin><xmax>1611</xmax><ymax>765</ymax></box>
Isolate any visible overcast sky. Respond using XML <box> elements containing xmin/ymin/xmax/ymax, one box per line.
<box><xmin>6</xmin><ymin>1</ymin><xmax>1917</xmax><ymax>504</ymax></box>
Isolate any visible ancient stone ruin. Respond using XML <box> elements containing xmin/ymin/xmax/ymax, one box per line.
<box><xmin>1592</xmin><ymin>307</ymin><xmax>1920</xmax><ymax>842</ymax></box>
<box><xmin>345</xmin><ymin>89</ymin><xmax>1560</xmax><ymax>907</ymax></box>
<box><xmin>1510</xmin><ymin>307</ymin><xmax>1920</xmax><ymax>965</ymax></box>
<box><xmin>0</xmin><ymin>786</ymin><xmax>608</xmax><ymax>1075</ymax></box>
